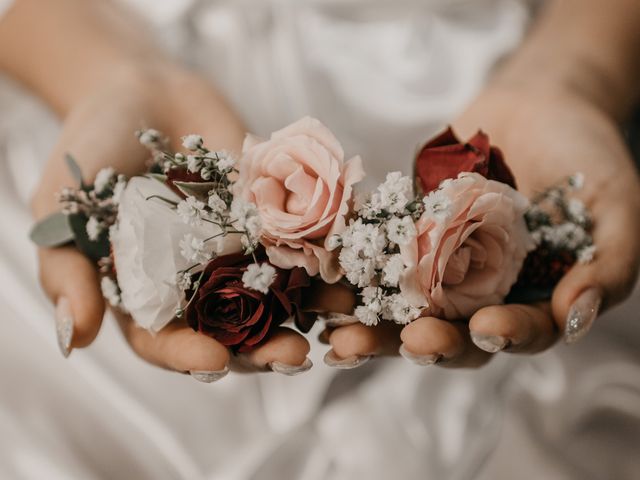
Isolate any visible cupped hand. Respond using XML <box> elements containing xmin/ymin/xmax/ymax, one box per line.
<box><xmin>33</xmin><ymin>63</ymin><xmax>312</xmax><ymax>380</ymax></box>
<box><xmin>322</xmin><ymin>84</ymin><xmax>640</xmax><ymax>369</ymax></box>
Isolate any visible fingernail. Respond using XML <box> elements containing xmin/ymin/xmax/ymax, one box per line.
<box><xmin>55</xmin><ymin>296</ymin><xmax>74</xmax><ymax>358</ymax></box>
<box><xmin>189</xmin><ymin>366</ymin><xmax>229</xmax><ymax>383</ymax></box>
<box><xmin>399</xmin><ymin>344</ymin><xmax>442</xmax><ymax>366</ymax></box>
<box><xmin>470</xmin><ymin>333</ymin><xmax>510</xmax><ymax>353</ymax></box>
<box><xmin>268</xmin><ymin>357</ymin><xmax>313</xmax><ymax>376</ymax></box>
<box><xmin>565</xmin><ymin>287</ymin><xmax>602</xmax><ymax>344</ymax></box>
<box><xmin>323</xmin><ymin>349</ymin><xmax>371</xmax><ymax>369</ymax></box>
<box><xmin>323</xmin><ymin>313</ymin><xmax>359</xmax><ymax>328</ymax></box>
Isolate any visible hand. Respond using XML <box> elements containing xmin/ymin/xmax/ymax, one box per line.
<box><xmin>33</xmin><ymin>63</ymin><xmax>313</xmax><ymax>380</ymax></box>
<box><xmin>321</xmin><ymin>83</ymin><xmax>640</xmax><ymax>369</ymax></box>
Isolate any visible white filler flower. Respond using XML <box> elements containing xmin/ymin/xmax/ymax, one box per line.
<box><xmin>100</xmin><ymin>276</ymin><xmax>121</xmax><ymax>307</ymax></box>
<box><xmin>386</xmin><ymin>215</ymin><xmax>417</xmax><ymax>246</ymax></box>
<box><xmin>370</xmin><ymin>171</ymin><xmax>413</xmax><ymax>214</ymax></box>
<box><xmin>94</xmin><ymin>167</ymin><xmax>114</xmax><ymax>194</ymax></box>
<box><xmin>181</xmin><ymin>134</ymin><xmax>203</xmax><ymax>151</ymax></box>
<box><xmin>85</xmin><ymin>216</ymin><xmax>103</xmax><ymax>241</ymax></box>
<box><xmin>187</xmin><ymin>155</ymin><xmax>203</xmax><ymax>173</ymax></box>
<box><xmin>215</xmin><ymin>152</ymin><xmax>236</xmax><ymax>172</ymax></box>
<box><xmin>207</xmin><ymin>192</ymin><xmax>227</xmax><ymax>216</ymax></box>
<box><xmin>177</xmin><ymin>196</ymin><xmax>207</xmax><ymax>226</ymax></box>
<box><xmin>179</xmin><ymin>233</ymin><xmax>210</xmax><ymax>264</ymax></box>
<box><xmin>242</xmin><ymin>263</ymin><xmax>276</xmax><ymax>294</ymax></box>
<box><xmin>382</xmin><ymin>254</ymin><xmax>406</xmax><ymax>287</ymax></box>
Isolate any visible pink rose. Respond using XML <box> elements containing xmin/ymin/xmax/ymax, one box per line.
<box><xmin>235</xmin><ymin>117</ymin><xmax>365</xmax><ymax>282</ymax></box>
<box><xmin>400</xmin><ymin>172</ymin><xmax>535</xmax><ymax>319</ymax></box>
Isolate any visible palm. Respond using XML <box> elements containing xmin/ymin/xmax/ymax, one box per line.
<box><xmin>323</xmin><ymin>88</ymin><xmax>640</xmax><ymax>368</ymax></box>
<box><xmin>35</xmin><ymin>66</ymin><xmax>314</xmax><ymax>379</ymax></box>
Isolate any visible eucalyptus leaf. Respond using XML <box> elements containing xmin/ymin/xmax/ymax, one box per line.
<box><xmin>147</xmin><ymin>173</ymin><xmax>168</xmax><ymax>183</ymax></box>
<box><xmin>65</xmin><ymin>154</ymin><xmax>84</xmax><ymax>187</ymax></box>
<box><xmin>173</xmin><ymin>181</ymin><xmax>217</xmax><ymax>200</ymax></box>
<box><xmin>29</xmin><ymin>212</ymin><xmax>74</xmax><ymax>247</ymax></box>
<box><xmin>68</xmin><ymin>214</ymin><xmax>111</xmax><ymax>262</ymax></box>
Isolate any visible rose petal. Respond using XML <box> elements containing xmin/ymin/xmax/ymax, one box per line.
<box><xmin>271</xmin><ymin>116</ymin><xmax>345</xmax><ymax>161</ymax></box>
<box><xmin>326</xmin><ymin>155</ymin><xmax>365</xmax><ymax>238</ymax></box>
<box><xmin>242</xmin><ymin>133</ymin><xmax>264</xmax><ymax>153</ymax></box>
<box><xmin>266</xmin><ymin>243</ymin><xmax>320</xmax><ymax>277</ymax></box>
<box><xmin>251</xmin><ymin>176</ymin><xmax>286</xmax><ymax>211</ymax></box>
<box><xmin>284</xmin><ymin>166</ymin><xmax>323</xmax><ymax>216</ymax></box>
<box><xmin>442</xmin><ymin>246</ymin><xmax>471</xmax><ymax>285</ymax></box>
<box><xmin>398</xmin><ymin>172</ymin><xmax>533</xmax><ymax>320</ymax></box>
<box><xmin>414</xmin><ymin>127</ymin><xmax>516</xmax><ymax>195</ymax></box>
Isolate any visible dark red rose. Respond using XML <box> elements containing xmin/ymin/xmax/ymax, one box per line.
<box><xmin>185</xmin><ymin>251</ymin><xmax>313</xmax><ymax>352</ymax></box>
<box><xmin>165</xmin><ymin>167</ymin><xmax>205</xmax><ymax>198</ymax></box>
<box><xmin>414</xmin><ymin>127</ymin><xmax>516</xmax><ymax>195</ymax></box>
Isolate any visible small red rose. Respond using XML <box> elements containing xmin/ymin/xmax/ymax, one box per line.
<box><xmin>414</xmin><ymin>127</ymin><xmax>516</xmax><ymax>195</ymax></box>
<box><xmin>164</xmin><ymin>167</ymin><xmax>207</xmax><ymax>198</ymax></box>
<box><xmin>185</xmin><ymin>251</ymin><xmax>312</xmax><ymax>352</ymax></box>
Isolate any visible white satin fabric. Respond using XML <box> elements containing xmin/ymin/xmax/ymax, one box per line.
<box><xmin>0</xmin><ymin>0</ymin><xmax>11</xmax><ymax>16</ymax></box>
<box><xmin>2</xmin><ymin>1</ymin><xmax>640</xmax><ymax>479</ymax></box>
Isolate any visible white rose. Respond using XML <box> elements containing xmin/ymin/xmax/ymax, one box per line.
<box><xmin>111</xmin><ymin>177</ymin><xmax>241</xmax><ymax>332</ymax></box>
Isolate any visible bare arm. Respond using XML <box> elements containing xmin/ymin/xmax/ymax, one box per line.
<box><xmin>0</xmin><ymin>0</ymin><xmax>158</xmax><ymax>115</ymax></box>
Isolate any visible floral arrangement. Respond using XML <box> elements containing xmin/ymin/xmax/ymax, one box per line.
<box><xmin>332</xmin><ymin>128</ymin><xmax>594</xmax><ymax>326</ymax></box>
<box><xmin>30</xmin><ymin>117</ymin><xmax>594</xmax><ymax>353</ymax></box>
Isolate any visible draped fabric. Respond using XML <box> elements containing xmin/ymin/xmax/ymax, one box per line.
<box><xmin>1</xmin><ymin>1</ymin><xmax>640</xmax><ymax>479</ymax></box>
<box><xmin>0</xmin><ymin>0</ymin><xmax>11</xmax><ymax>16</ymax></box>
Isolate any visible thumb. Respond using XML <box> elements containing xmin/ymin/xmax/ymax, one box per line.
<box><xmin>551</xmin><ymin>204</ymin><xmax>640</xmax><ymax>343</ymax></box>
<box><xmin>38</xmin><ymin>246</ymin><xmax>105</xmax><ymax>355</ymax></box>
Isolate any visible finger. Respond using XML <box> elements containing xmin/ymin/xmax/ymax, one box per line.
<box><xmin>318</xmin><ymin>327</ymin><xmax>332</xmax><ymax>345</ymax></box>
<box><xmin>302</xmin><ymin>280</ymin><xmax>356</xmax><ymax>315</ymax></box>
<box><xmin>400</xmin><ymin>317</ymin><xmax>492</xmax><ymax>368</ymax></box>
<box><xmin>469</xmin><ymin>303</ymin><xmax>556</xmax><ymax>354</ymax></box>
<box><xmin>115</xmin><ymin>311</ymin><xmax>230</xmax><ymax>382</ymax></box>
<box><xmin>163</xmin><ymin>71</ymin><xmax>246</xmax><ymax>153</ymax></box>
<box><xmin>31</xmin><ymin>98</ymin><xmax>154</xmax><ymax>221</ymax></box>
<box><xmin>324</xmin><ymin>321</ymin><xmax>402</xmax><ymax>369</ymax></box>
<box><xmin>236</xmin><ymin>327</ymin><xmax>312</xmax><ymax>376</ymax></box>
<box><xmin>38</xmin><ymin>246</ymin><xmax>105</xmax><ymax>355</ymax></box>
<box><xmin>552</xmin><ymin>201</ymin><xmax>640</xmax><ymax>343</ymax></box>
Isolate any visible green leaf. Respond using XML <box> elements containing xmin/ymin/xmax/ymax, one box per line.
<box><xmin>68</xmin><ymin>214</ymin><xmax>111</xmax><ymax>262</ymax></box>
<box><xmin>147</xmin><ymin>173</ymin><xmax>168</xmax><ymax>183</ymax></box>
<box><xmin>29</xmin><ymin>212</ymin><xmax>74</xmax><ymax>247</ymax></box>
<box><xmin>173</xmin><ymin>181</ymin><xmax>217</xmax><ymax>200</ymax></box>
<box><xmin>65</xmin><ymin>154</ymin><xmax>84</xmax><ymax>187</ymax></box>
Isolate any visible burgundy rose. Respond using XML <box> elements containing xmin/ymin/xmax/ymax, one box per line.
<box><xmin>165</xmin><ymin>167</ymin><xmax>206</xmax><ymax>198</ymax></box>
<box><xmin>185</xmin><ymin>251</ymin><xmax>312</xmax><ymax>352</ymax></box>
<box><xmin>414</xmin><ymin>127</ymin><xmax>516</xmax><ymax>195</ymax></box>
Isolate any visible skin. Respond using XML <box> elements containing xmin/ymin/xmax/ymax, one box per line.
<box><xmin>0</xmin><ymin>0</ymin><xmax>308</xmax><ymax>372</ymax></box>
<box><xmin>1</xmin><ymin>0</ymin><xmax>639</xmax><ymax>374</ymax></box>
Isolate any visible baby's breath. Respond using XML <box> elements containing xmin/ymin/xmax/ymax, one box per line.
<box><xmin>337</xmin><ymin>172</ymin><xmax>424</xmax><ymax>326</ymax></box>
<box><xmin>139</xmin><ymin>131</ymin><xmax>268</xmax><ymax>300</ymax></box>
<box><xmin>242</xmin><ymin>263</ymin><xmax>276</xmax><ymax>294</ymax></box>
<box><xmin>526</xmin><ymin>173</ymin><xmax>595</xmax><ymax>264</ymax></box>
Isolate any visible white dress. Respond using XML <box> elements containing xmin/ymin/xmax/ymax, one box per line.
<box><xmin>1</xmin><ymin>1</ymin><xmax>640</xmax><ymax>479</ymax></box>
